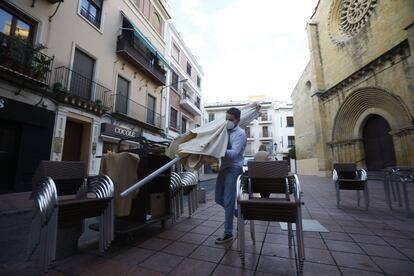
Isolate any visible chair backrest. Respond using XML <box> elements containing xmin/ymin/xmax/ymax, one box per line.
<box><xmin>333</xmin><ymin>163</ymin><xmax>357</xmax><ymax>179</ymax></box>
<box><xmin>247</xmin><ymin>161</ymin><xmax>289</xmax><ymax>194</ymax></box>
<box><xmin>240</xmin><ymin>199</ymin><xmax>299</xmax><ymax>222</ymax></box>
<box><xmin>32</xmin><ymin>161</ymin><xmax>87</xmax><ymax>196</ymax></box>
<box><xmin>248</xmin><ymin>160</ymin><xmax>289</xmax><ymax>178</ymax></box>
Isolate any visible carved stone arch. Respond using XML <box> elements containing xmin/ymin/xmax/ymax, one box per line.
<box><xmin>330</xmin><ymin>87</ymin><xmax>413</xmax><ymax>167</ymax></box>
<box><xmin>332</xmin><ymin>87</ymin><xmax>412</xmax><ymax>143</ymax></box>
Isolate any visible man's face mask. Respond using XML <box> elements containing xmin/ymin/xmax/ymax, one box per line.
<box><xmin>226</xmin><ymin>120</ymin><xmax>236</xmax><ymax>130</ymax></box>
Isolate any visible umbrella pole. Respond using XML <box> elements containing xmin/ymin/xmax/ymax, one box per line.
<box><xmin>120</xmin><ymin>157</ymin><xmax>182</xmax><ymax>197</ymax></box>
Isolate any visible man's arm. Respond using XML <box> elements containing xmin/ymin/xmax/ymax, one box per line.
<box><xmin>225</xmin><ymin>131</ymin><xmax>246</xmax><ymax>159</ymax></box>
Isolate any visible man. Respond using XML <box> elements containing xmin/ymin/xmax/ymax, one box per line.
<box><xmin>215</xmin><ymin>107</ymin><xmax>247</xmax><ymax>244</ymax></box>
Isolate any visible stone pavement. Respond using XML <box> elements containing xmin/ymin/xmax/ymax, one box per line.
<box><xmin>199</xmin><ymin>173</ymin><xmax>218</xmax><ymax>182</ymax></box>
<box><xmin>2</xmin><ymin>175</ymin><xmax>414</xmax><ymax>275</ymax></box>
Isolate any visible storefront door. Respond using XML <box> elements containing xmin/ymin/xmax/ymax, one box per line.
<box><xmin>62</xmin><ymin>120</ymin><xmax>83</xmax><ymax>161</ymax></box>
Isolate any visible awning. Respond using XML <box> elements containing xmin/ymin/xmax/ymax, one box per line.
<box><xmin>142</xmin><ymin>132</ymin><xmax>170</xmax><ymax>143</ymax></box>
<box><xmin>120</xmin><ymin>11</ymin><xmax>171</xmax><ymax>70</ymax></box>
<box><xmin>100</xmin><ymin>134</ymin><xmax>141</xmax><ymax>146</ymax></box>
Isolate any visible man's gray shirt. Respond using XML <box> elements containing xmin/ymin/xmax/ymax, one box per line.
<box><xmin>220</xmin><ymin>125</ymin><xmax>247</xmax><ymax>170</ymax></box>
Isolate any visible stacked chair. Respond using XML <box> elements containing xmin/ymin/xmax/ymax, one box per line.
<box><xmin>236</xmin><ymin>160</ymin><xmax>305</xmax><ymax>274</ymax></box>
<box><xmin>169</xmin><ymin>171</ymin><xmax>199</xmax><ymax>222</ymax></box>
<box><xmin>170</xmin><ymin>172</ymin><xmax>184</xmax><ymax>223</ymax></box>
<box><xmin>27</xmin><ymin>161</ymin><xmax>114</xmax><ymax>273</ymax></box>
<box><xmin>384</xmin><ymin>167</ymin><xmax>414</xmax><ymax>217</ymax></box>
<box><xmin>332</xmin><ymin>163</ymin><xmax>369</xmax><ymax>209</ymax></box>
<box><xmin>180</xmin><ymin>172</ymin><xmax>199</xmax><ymax>217</ymax></box>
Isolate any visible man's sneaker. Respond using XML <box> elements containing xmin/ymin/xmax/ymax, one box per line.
<box><xmin>215</xmin><ymin>234</ymin><xmax>233</xmax><ymax>244</ymax></box>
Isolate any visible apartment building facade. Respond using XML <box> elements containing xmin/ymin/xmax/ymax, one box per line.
<box><xmin>164</xmin><ymin>23</ymin><xmax>203</xmax><ymax>140</ymax></box>
<box><xmin>0</xmin><ymin>0</ymin><xmax>195</xmax><ymax>193</ymax></box>
<box><xmin>204</xmin><ymin>99</ymin><xmax>295</xmax><ymax>160</ymax></box>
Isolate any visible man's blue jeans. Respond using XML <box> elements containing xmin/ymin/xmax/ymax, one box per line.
<box><xmin>215</xmin><ymin>166</ymin><xmax>242</xmax><ymax>236</ymax></box>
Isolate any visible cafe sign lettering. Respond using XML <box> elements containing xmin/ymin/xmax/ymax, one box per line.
<box><xmin>100</xmin><ymin>123</ymin><xmax>139</xmax><ymax>139</ymax></box>
<box><xmin>114</xmin><ymin>127</ymin><xmax>136</xmax><ymax>137</ymax></box>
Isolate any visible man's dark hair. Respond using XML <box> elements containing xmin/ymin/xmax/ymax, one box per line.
<box><xmin>226</xmin><ymin>107</ymin><xmax>241</xmax><ymax>119</ymax></box>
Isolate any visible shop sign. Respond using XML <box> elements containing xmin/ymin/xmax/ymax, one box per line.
<box><xmin>101</xmin><ymin>123</ymin><xmax>139</xmax><ymax>139</ymax></box>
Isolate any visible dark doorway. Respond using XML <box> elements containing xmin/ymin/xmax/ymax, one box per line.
<box><xmin>0</xmin><ymin>120</ymin><xmax>21</xmax><ymax>192</ymax></box>
<box><xmin>363</xmin><ymin>115</ymin><xmax>396</xmax><ymax>170</ymax></box>
<box><xmin>62</xmin><ymin>120</ymin><xmax>83</xmax><ymax>161</ymax></box>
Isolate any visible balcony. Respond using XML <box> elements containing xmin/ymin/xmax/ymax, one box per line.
<box><xmin>116</xmin><ymin>35</ymin><xmax>166</xmax><ymax>86</ymax></box>
<box><xmin>259</xmin><ymin>131</ymin><xmax>272</xmax><ymax>140</ymax></box>
<box><xmin>112</xmin><ymin>94</ymin><xmax>163</xmax><ymax>130</ymax></box>
<box><xmin>246</xmin><ymin>133</ymin><xmax>255</xmax><ymax>141</ymax></box>
<box><xmin>180</xmin><ymin>94</ymin><xmax>201</xmax><ymax>116</ymax></box>
<box><xmin>53</xmin><ymin>66</ymin><xmax>111</xmax><ymax>113</ymax></box>
<box><xmin>258</xmin><ymin>114</ymin><xmax>272</xmax><ymax>124</ymax></box>
<box><xmin>0</xmin><ymin>33</ymin><xmax>53</xmax><ymax>87</ymax></box>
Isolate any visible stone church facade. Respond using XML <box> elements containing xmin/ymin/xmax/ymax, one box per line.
<box><xmin>292</xmin><ymin>0</ymin><xmax>414</xmax><ymax>176</ymax></box>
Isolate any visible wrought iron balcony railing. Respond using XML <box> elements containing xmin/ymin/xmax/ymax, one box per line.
<box><xmin>259</xmin><ymin>131</ymin><xmax>272</xmax><ymax>139</ymax></box>
<box><xmin>54</xmin><ymin>66</ymin><xmax>111</xmax><ymax>108</ymax></box>
<box><xmin>116</xmin><ymin>35</ymin><xmax>166</xmax><ymax>85</ymax></box>
<box><xmin>80</xmin><ymin>6</ymin><xmax>101</xmax><ymax>28</ymax></box>
<box><xmin>0</xmin><ymin>33</ymin><xmax>53</xmax><ymax>85</ymax></box>
<box><xmin>112</xmin><ymin>94</ymin><xmax>163</xmax><ymax>129</ymax></box>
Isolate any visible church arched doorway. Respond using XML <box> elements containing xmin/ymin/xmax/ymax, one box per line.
<box><xmin>362</xmin><ymin>115</ymin><xmax>396</xmax><ymax>171</ymax></box>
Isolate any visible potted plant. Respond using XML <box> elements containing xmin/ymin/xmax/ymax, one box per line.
<box><xmin>95</xmin><ymin>99</ymin><xmax>103</xmax><ymax>107</ymax></box>
<box><xmin>288</xmin><ymin>146</ymin><xmax>296</xmax><ymax>159</ymax></box>
<box><xmin>32</xmin><ymin>54</ymin><xmax>51</xmax><ymax>82</ymax></box>
<box><xmin>8</xmin><ymin>36</ymin><xmax>28</xmax><ymax>73</ymax></box>
<box><xmin>31</xmin><ymin>44</ymin><xmax>51</xmax><ymax>82</ymax></box>
<box><xmin>53</xmin><ymin>82</ymin><xmax>64</xmax><ymax>92</ymax></box>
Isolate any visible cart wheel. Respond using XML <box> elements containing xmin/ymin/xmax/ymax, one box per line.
<box><xmin>161</xmin><ymin>219</ymin><xmax>166</xmax><ymax>229</ymax></box>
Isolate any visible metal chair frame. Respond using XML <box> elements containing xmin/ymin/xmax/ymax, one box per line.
<box><xmin>236</xmin><ymin>160</ymin><xmax>305</xmax><ymax>274</ymax></box>
<box><xmin>332</xmin><ymin>163</ymin><xmax>369</xmax><ymax>210</ymax></box>
<box><xmin>385</xmin><ymin>168</ymin><xmax>414</xmax><ymax>217</ymax></box>
<box><xmin>27</xmin><ymin>175</ymin><xmax>114</xmax><ymax>273</ymax></box>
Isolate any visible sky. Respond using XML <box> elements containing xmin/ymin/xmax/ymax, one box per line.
<box><xmin>168</xmin><ymin>0</ymin><xmax>319</xmax><ymax>103</ymax></box>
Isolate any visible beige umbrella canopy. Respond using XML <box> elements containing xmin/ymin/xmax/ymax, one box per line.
<box><xmin>166</xmin><ymin>102</ymin><xmax>262</xmax><ymax>170</ymax></box>
<box><xmin>121</xmin><ymin>102</ymin><xmax>261</xmax><ymax>197</ymax></box>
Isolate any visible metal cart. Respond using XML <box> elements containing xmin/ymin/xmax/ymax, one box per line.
<box><xmin>90</xmin><ymin>136</ymin><xmax>172</xmax><ymax>241</ymax></box>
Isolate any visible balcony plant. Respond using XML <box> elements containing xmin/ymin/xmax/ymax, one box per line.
<box><xmin>288</xmin><ymin>146</ymin><xmax>296</xmax><ymax>159</ymax></box>
<box><xmin>95</xmin><ymin>99</ymin><xmax>103</xmax><ymax>107</ymax></box>
<box><xmin>5</xmin><ymin>35</ymin><xmax>51</xmax><ymax>82</ymax></box>
<box><xmin>8</xmin><ymin>36</ymin><xmax>28</xmax><ymax>73</ymax></box>
<box><xmin>31</xmin><ymin>48</ymin><xmax>52</xmax><ymax>82</ymax></box>
<box><xmin>53</xmin><ymin>82</ymin><xmax>65</xmax><ymax>93</ymax></box>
